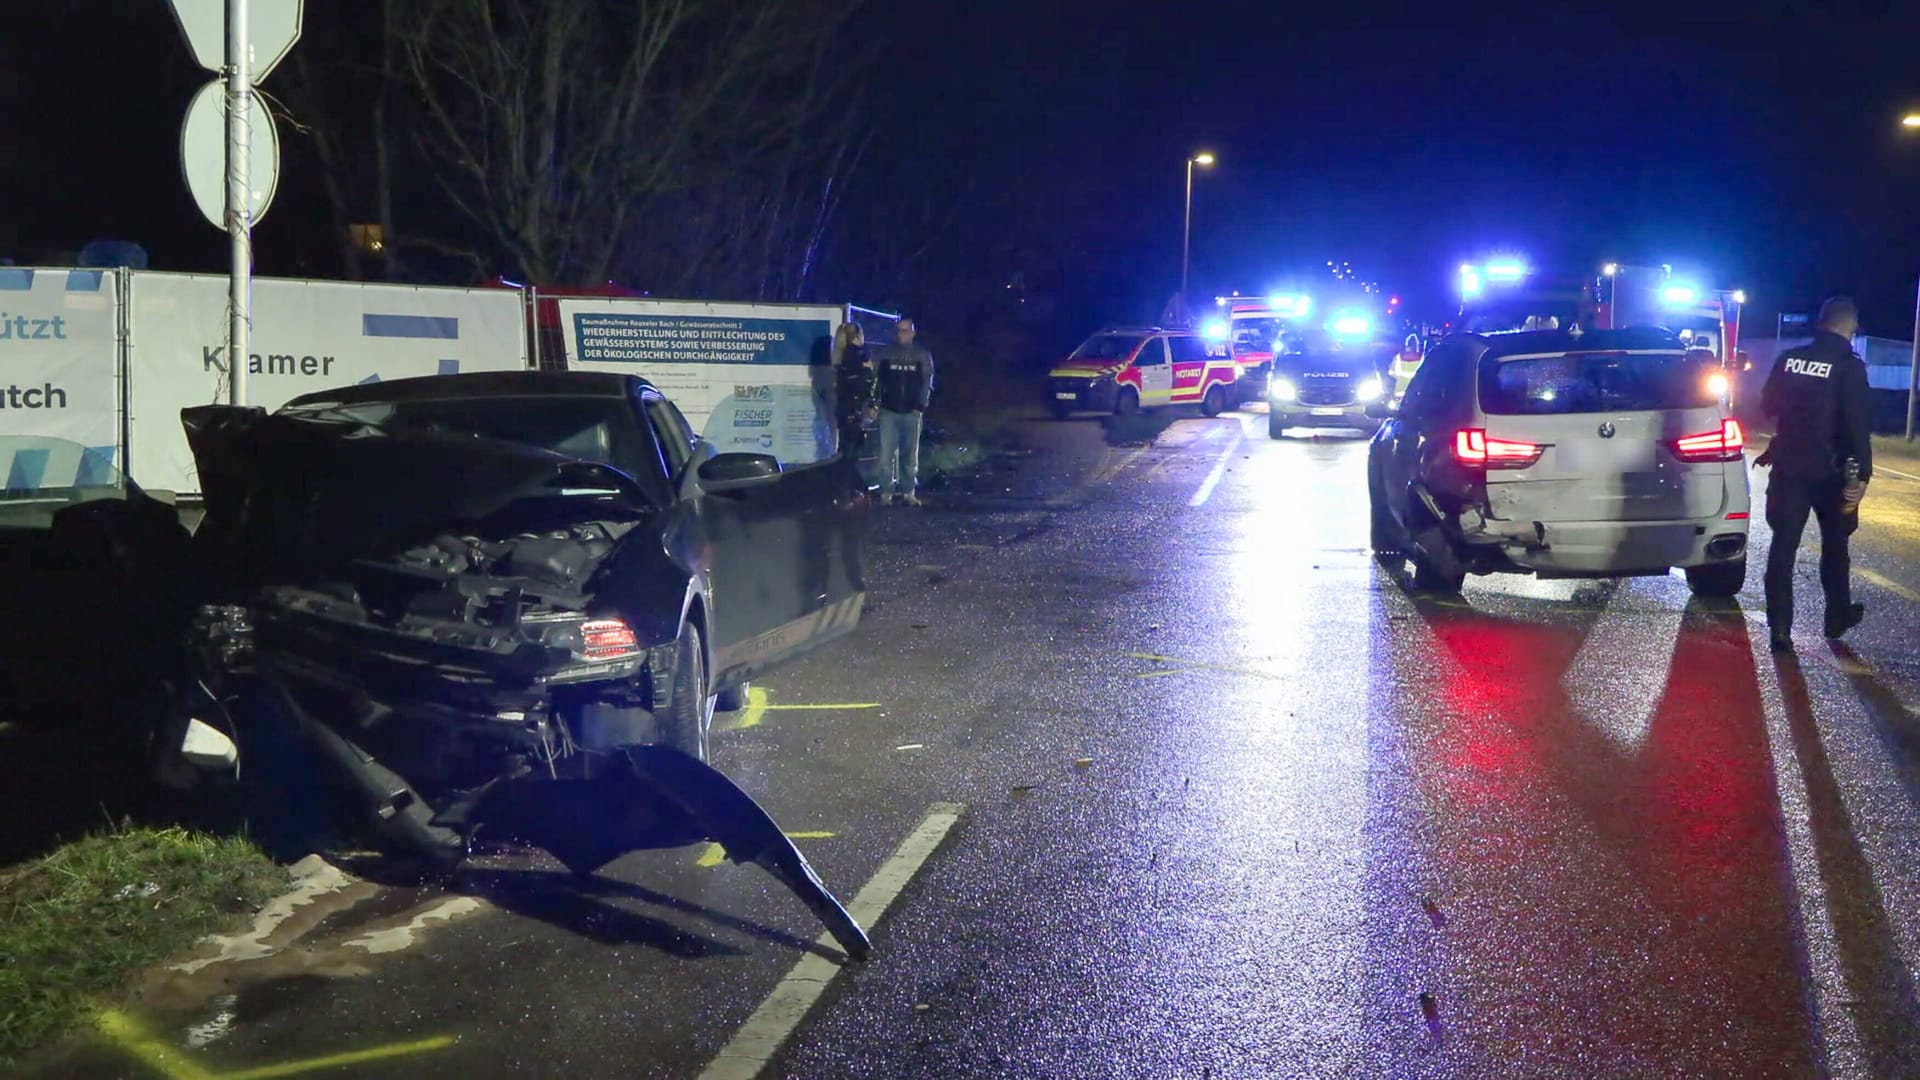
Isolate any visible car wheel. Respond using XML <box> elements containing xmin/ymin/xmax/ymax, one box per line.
<box><xmin>1412</xmin><ymin>552</ymin><xmax>1466</xmax><ymax>595</ymax></box>
<box><xmin>1268</xmin><ymin>412</ymin><xmax>1290</xmax><ymax>440</ymax></box>
<box><xmin>1202</xmin><ymin>385</ymin><xmax>1227</xmax><ymax>417</ymax></box>
<box><xmin>658</xmin><ymin>623</ymin><xmax>714</xmax><ymax>762</ymax></box>
<box><xmin>1049</xmin><ymin>401</ymin><xmax>1074</xmax><ymax>420</ymax></box>
<box><xmin>1685</xmin><ymin>559</ymin><xmax>1747</xmax><ymax>598</ymax></box>
<box><xmin>715</xmin><ymin>680</ymin><xmax>750</xmax><ymax>713</ymax></box>
<box><xmin>1115</xmin><ymin>389</ymin><xmax>1140</xmax><ymax>417</ymax></box>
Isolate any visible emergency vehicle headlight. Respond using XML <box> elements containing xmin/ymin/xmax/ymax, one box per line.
<box><xmin>1357</xmin><ymin>376</ymin><xmax>1384</xmax><ymax>403</ymax></box>
<box><xmin>1330</xmin><ymin>312</ymin><xmax>1372</xmax><ymax>337</ymax></box>
<box><xmin>1272</xmin><ymin>378</ymin><xmax>1299</xmax><ymax>403</ymax></box>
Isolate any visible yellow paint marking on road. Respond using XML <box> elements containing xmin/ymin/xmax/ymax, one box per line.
<box><xmin>96</xmin><ymin>1009</ymin><xmax>456</xmax><ymax>1080</ymax></box>
<box><xmin>726</xmin><ymin>687</ymin><xmax>882</xmax><ymax>731</ymax></box>
<box><xmin>698</xmin><ymin>832</ymin><xmax>837</xmax><ymax>868</ymax></box>
<box><xmin>219</xmin><ymin>1036</ymin><xmax>458</xmax><ymax>1080</ymax></box>
<box><xmin>97</xmin><ymin>1010</ymin><xmax>216</xmax><ymax>1080</ymax></box>
<box><xmin>1859</xmin><ymin>567</ymin><xmax>1920</xmax><ymax>604</ymax></box>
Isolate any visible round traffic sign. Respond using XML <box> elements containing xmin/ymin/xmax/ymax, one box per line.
<box><xmin>179</xmin><ymin>79</ymin><xmax>281</xmax><ymax>230</ymax></box>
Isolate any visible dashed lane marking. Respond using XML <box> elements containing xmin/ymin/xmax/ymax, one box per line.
<box><xmin>726</xmin><ymin>687</ymin><xmax>882</xmax><ymax>731</ymax></box>
<box><xmin>698</xmin><ymin>802</ymin><xmax>966</xmax><ymax>1080</ymax></box>
<box><xmin>95</xmin><ymin>1009</ymin><xmax>455</xmax><ymax>1080</ymax></box>
<box><xmin>1187</xmin><ymin>427</ymin><xmax>1245</xmax><ymax>507</ymax></box>
<box><xmin>697</xmin><ymin>832</ymin><xmax>837</xmax><ymax>868</ymax></box>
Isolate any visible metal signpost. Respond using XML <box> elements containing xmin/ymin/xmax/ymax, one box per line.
<box><xmin>1909</xmin><ymin>274</ymin><xmax>1919</xmax><ymax>440</ymax></box>
<box><xmin>167</xmin><ymin>0</ymin><xmax>302</xmax><ymax>407</ymax></box>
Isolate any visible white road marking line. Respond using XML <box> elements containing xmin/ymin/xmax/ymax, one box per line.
<box><xmin>1873</xmin><ymin>463</ymin><xmax>1920</xmax><ymax>483</ymax></box>
<box><xmin>1187</xmin><ymin>428</ymin><xmax>1245</xmax><ymax>507</ymax></box>
<box><xmin>1858</xmin><ymin>567</ymin><xmax>1920</xmax><ymax>604</ymax></box>
<box><xmin>699</xmin><ymin>802</ymin><xmax>966</xmax><ymax>1080</ymax></box>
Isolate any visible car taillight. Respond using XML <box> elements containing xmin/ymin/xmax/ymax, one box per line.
<box><xmin>1453</xmin><ymin>428</ymin><xmax>1543</xmax><ymax>469</ymax></box>
<box><xmin>580</xmin><ymin>618</ymin><xmax>641</xmax><ymax>660</ymax></box>
<box><xmin>1672</xmin><ymin>419</ymin><xmax>1744</xmax><ymax>462</ymax></box>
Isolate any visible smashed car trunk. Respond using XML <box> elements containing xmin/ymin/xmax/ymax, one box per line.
<box><xmin>177</xmin><ymin>405</ymin><xmax>872</xmax><ymax>959</ymax></box>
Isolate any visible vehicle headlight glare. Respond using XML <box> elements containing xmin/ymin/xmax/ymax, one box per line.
<box><xmin>1272</xmin><ymin>379</ymin><xmax>1298</xmax><ymax>403</ymax></box>
<box><xmin>1357</xmin><ymin>376</ymin><xmax>1384</xmax><ymax>402</ymax></box>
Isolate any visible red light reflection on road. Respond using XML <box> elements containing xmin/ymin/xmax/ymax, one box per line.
<box><xmin>1404</xmin><ymin>602</ymin><xmax>1812</xmax><ymax>1072</ymax></box>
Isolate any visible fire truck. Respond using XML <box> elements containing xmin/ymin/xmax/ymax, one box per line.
<box><xmin>1595</xmin><ymin>263</ymin><xmax>1747</xmax><ymax>372</ymax></box>
<box><xmin>1203</xmin><ymin>293</ymin><xmax>1312</xmax><ymax>403</ymax></box>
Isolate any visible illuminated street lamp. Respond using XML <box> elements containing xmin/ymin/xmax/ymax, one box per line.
<box><xmin>1182</xmin><ymin>152</ymin><xmax>1216</xmax><ymax>303</ymax></box>
<box><xmin>1903</xmin><ymin>113</ymin><xmax>1920</xmax><ymax>128</ymax></box>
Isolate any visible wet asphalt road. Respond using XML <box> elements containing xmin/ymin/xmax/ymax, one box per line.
<box><xmin>46</xmin><ymin>406</ymin><xmax>1920</xmax><ymax>1079</ymax></box>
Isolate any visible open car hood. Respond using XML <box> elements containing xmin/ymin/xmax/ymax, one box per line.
<box><xmin>183</xmin><ymin>405</ymin><xmax>651</xmax><ymax>588</ymax></box>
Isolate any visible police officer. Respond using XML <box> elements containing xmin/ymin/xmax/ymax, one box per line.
<box><xmin>1759</xmin><ymin>295</ymin><xmax>1874</xmax><ymax>652</ymax></box>
<box><xmin>873</xmin><ymin>317</ymin><xmax>935</xmax><ymax>506</ymax></box>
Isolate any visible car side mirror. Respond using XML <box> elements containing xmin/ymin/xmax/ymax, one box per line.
<box><xmin>1365</xmin><ymin>400</ymin><xmax>1397</xmax><ymax>420</ymax></box>
<box><xmin>698</xmin><ymin>452</ymin><xmax>782</xmax><ymax>493</ymax></box>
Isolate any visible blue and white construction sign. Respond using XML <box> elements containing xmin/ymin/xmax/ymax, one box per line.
<box><xmin>560</xmin><ymin>299</ymin><xmax>841</xmax><ymax>464</ymax></box>
<box><xmin>0</xmin><ymin>268</ymin><xmax>120</xmax><ymax>489</ymax></box>
<box><xmin>127</xmin><ymin>273</ymin><xmax>528</xmax><ymax>495</ymax></box>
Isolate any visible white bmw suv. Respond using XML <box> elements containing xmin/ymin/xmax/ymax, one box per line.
<box><xmin>1366</xmin><ymin>327</ymin><xmax>1751</xmax><ymax>595</ymax></box>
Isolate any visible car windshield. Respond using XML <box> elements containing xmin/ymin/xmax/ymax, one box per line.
<box><xmin>1478</xmin><ymin>350</ymin><xmax>1714</xmax><ymax>415</ymax></box>
<box><xmin>284</xmin><ymin>394</ymin><xmax>655</xmax><ymax>480</ymax></box>
<box><xmin>1070</xmin><ymin>334</ymin><xmax>1144</xmax><ymax>361</ymax></box>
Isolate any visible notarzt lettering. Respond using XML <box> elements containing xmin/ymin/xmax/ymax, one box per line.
<box><xmin>1783</xmin><ymin>358</ymin><xmax>1832</xmax><ymax>378</ymax></box>
<box><xmin>0</xmin><ymin>314</ymin><xmax>68</xmax><ymax>341</ymax></box>
<box><xmin>203</xmin><ymin>346</ymin><xmax>337</xmax><ymax>377</ymax></box>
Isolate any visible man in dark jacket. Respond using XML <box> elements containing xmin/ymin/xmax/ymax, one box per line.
<box><xmin>1759</xmin><ymin>295</ymin><xmax>1874</xmax><ymax>652</ymax></box>
<box><xmin>873</xmin><ymin>318</ymin><xmax>935</xmax><ymax>506</ymax></box>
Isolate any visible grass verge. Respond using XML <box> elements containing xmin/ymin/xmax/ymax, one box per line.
<box><xmin>0</xmin><ymin>824</ymin><xmax>286</xmax><ymax>1067</ymax></box>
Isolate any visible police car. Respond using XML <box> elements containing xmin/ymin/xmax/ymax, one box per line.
<box><xmin>1267</xmin><ymin>330</ymin><xmax>1389</xmax><ymax>438</ymax></box>
<box><xmin>1047</xmin><ymin>327</ymin><xmax>1239</xmax><ymax>419</ymax></box>
<box><xmin>1367</xmin><ymin>327</ymin><xmax>1751</xmax><ymax>595</ymax></box>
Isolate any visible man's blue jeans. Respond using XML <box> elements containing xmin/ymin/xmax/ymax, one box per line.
<box><xmin>877</xmin><ymin>409</ymin><xmax>923</xmax><ymax>496</ymax></box>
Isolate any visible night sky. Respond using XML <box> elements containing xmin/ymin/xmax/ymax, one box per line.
<box><xmin>6</xmin><ymin>1</ymin><xmax>1920</xmax><ymax>337</ymax></box>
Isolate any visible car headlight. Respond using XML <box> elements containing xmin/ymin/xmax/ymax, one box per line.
<box><xmin>1357</xmin><ymin>376</ymin><xmax>1384</xmax><ymax>402</ymax></box>
<box><xmin>1271</xmin><ymin>378</ymin><xmax>1298</xmax><ymax>403</ymax></box>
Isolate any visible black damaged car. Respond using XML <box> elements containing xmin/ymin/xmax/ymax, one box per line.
<box><xmin>165</xmin><ymin>371</ymin><xmax>875</xmax><ymax>953</ymax></box>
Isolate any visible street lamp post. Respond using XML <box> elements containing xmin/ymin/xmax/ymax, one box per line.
<box><xmin>1182</xmin><ymin>152</ymin><xmax>1215</xmax><ymax>310</ymax></box>
<box><xmin>1903</xmin><ymin>114</ymin><xmax>1920</xmax><ymax>438</ymax></box>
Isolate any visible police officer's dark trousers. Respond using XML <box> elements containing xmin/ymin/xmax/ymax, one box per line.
<box><xmin>1763</xmin><ymin>473</ymin><xmax>1854</xmax><ymax>634</ymax></box>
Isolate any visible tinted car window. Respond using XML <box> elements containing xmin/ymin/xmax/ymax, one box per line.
<box><xmin>1399</xmin><ymin>342</ymin><xmax>1469</xmax><ymax>418</ymax></box>
<box><xmin>1133</xmin><ymin>338</ymin><xmax>1169</xmax><ymax>367</ymax></box>
<box><xmin>1169</xmin><ymin>335</ymin><xmax>1208</xmax><ymax>363</ymax></box>
<box><xmin>1479</xmin><ymin>350</ymin><xmax>1712</xmax><ymax>415</ymax></box>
